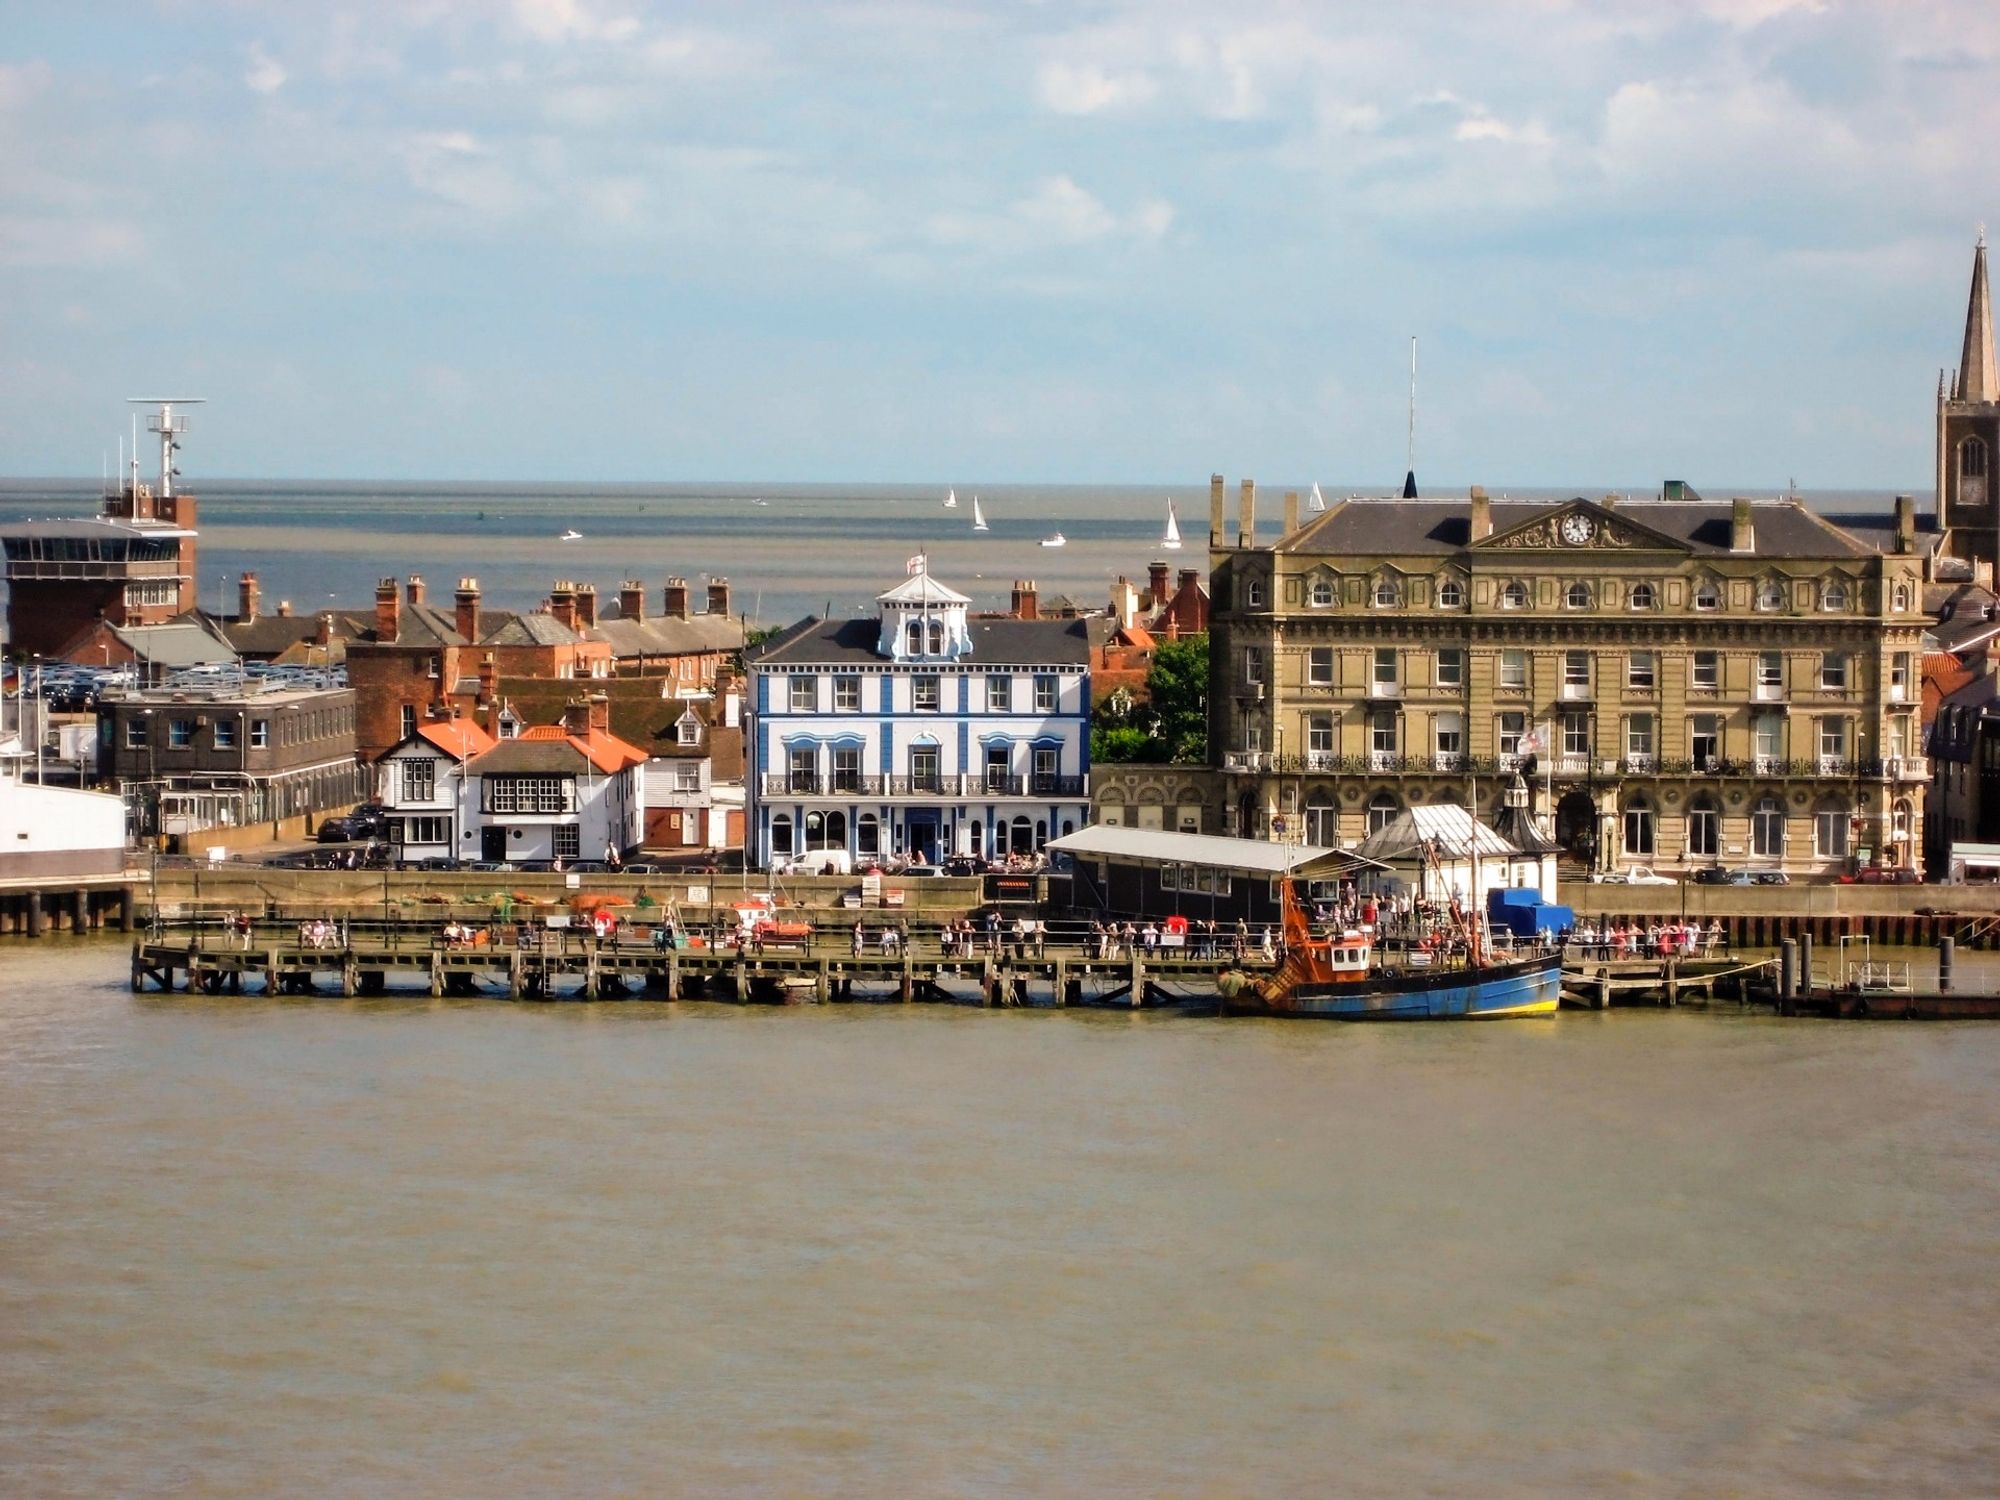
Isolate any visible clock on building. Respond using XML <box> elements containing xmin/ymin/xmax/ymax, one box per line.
<box><xmin>1559</xmin><ymin>513</ymin><xmax>1595</xmax><ymax>545</ymax></box>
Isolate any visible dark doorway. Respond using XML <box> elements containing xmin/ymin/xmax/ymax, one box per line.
<box><xmin>482</xmin><ymin>826</ymin><xmax>510</xmax><ymax>862</ymax></box>
<box><xmin>1554</xmin><ymin>792</ymin><xmax>1597</xmax><ymax>863</ymax></box>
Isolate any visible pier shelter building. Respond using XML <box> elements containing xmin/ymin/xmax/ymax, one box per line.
<box><xmin>1204</xmin><ymin>475</ymin><xmax>1930</xmax><ymax>880</ymax></box>
<box><xmin>745</xmin><ymin>566</ymin><xmax>1091</xmax><ymax>869</ymax></box>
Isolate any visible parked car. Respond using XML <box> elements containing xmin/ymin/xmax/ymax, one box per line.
<box><xmin>1689</xmin><ymin>866</ymin><xmax>1735</xmax><ymax>885</ymax></box>
<box><xmin>1847</xmin><ymin>866</ymin><xmax>1920</xmax><ymax>885</ymax></box>
<box><xmin>514</xmin><ymin>860</ymin><xmax>559</xmax><ymax>874</ymax></box>
<box><xmin>566</xmin><ymin>860</ymin><xmax>614</xmax><ymax>875</ymax></box>
<box><xmin>466</xmin><ymin>860</ymin><xmax>514</xmax><ymax>873</ymax></box>
<box><xmin>1751</xmin><ymin>870</ymin><xmax>1791</xmax><ymax>886</ymax></box>
<box><xmin>1594</xmin><ymin>866</ymin><xmax>1677</xmax><ymax>885</ymax></box>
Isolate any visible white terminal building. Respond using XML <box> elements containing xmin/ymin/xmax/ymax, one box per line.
<box><xmin>744</xmin><ymin>565</ymin><xmax>1091</xmax><ymax>868</ymax></box>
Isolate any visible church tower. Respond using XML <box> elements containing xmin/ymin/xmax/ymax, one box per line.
<box><xmin>1939</xmin><ymin>233</ymin><xmax>2000</xmax><ymax>577</ymax></box>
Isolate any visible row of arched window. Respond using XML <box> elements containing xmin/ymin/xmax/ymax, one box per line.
<box><xmin>1300</xmin><ymin>572</ymin><xmax>1893</xmax><ymax>613</ymax></box>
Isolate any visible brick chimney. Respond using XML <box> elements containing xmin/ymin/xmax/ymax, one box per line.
<box><xmin>706</xmin><ymin>578</ymin><xmax>731</xmax><ymax>616</ymax></box>
<box><xmin>375</xmin><ymin>577</ymin><xmax>400</xmax><ymax>643</ymax></box>
<box><xmin>1894</xmin><ymin>494</ymin><xmax>1916</xmax><ymax>554</ymax></box>
<box><xmin>588</xmin><ymin>692</ymin><xmax>610</xmax><ymax>733</ymax></box>
<box><xmin>619</xmin><ymin>579</ymin><xmax>646</xmax><ymax>622</ymax></box>
<box><xmin>1110</xmin><ymin>576</ymin><xmax>1138</xmax><ymax>630</ymax></box>
<box><xmin>547</xmin><ymin>580</ymin><xmax>577</xmax><ymax>632</ymax></box>
<box><xmin>455</xmin><ymin>577</ymin><xmax>481</xmax><ymax>642</ymax></box>
<box><xmin>1148</xmin><ymin>561</ymin><xmax>1170</xmax><ymax>606</ymax></box>
<box><xmin>1011</xmin><ymin>579</ymin><xmax>1039</xmax><ymax>620</ymax></box>
<box><xmin>663</xmin><ymin>577</ymin><xmax>689</xmax><ymax>620</ymax></box>
<box><xmin>562</xmin><ymin>697</ymin><xmax>592</xmax><ymax>737</ymax></box>
<box><xmin>406</xmin><ymin>575</ymin><xmax>426</xmax><ymax>608</ymax></box>
<box><xmin>1238</xmin><ymin>478</ymin><xmax>1257</xmax><ymax>548</ymax></box>
<box><xmin>1731</xmin><ymin>498</ymin><xmax>1756</xmax><ymax>554</ymax></box>
<box><xmin>277</xmin><ymin>599</ymin><xmax>293</xmax><ymax>618</ymax></box>
<box><xmin>315</xmin><ymin>611</ymin><xmax>333</xmax><ymax>648</ymax></box>
<box><xmin>478</xmin><ymin>653</ymin><xmax>496</xmax><ymax>703</ymax></box>
<box><xmin>1469</xmin><ymin>485</ymin><xmax>1492</xmax><ymax>542</ymax></box>
<box><xmin>1177</xmin><ymin>568</ymin><xmax>1199</xmax><ymax>594</ymax></box>
<box><xmin>575</xmin><ymin>583</ymin><xmax>598</xmax><ymax>629</ymax></box>
<box><xmin>237</xmin><ymin>571</ymin><xmax>260</xmax><ymax>622</ymax></box>
<box><xmin>1209</xmin><ymin>473</ymin><xmax>1226</xmax><ymax>547</ymax></box>
<box><xmin>1283</xmin><ymin>489</ymin><xmax>1299</xmax><ymax>537</ymax></box>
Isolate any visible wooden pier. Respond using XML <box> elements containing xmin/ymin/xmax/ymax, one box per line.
<box><xmin>1558</xmin><ymin>952</ymin><xmax>1773</xmax><ymax>1009</ymax></box>
<box><xmin>131</xmin><ymin>921</ymin><xmax>1263</xmax><ymax>1008</ymax></box>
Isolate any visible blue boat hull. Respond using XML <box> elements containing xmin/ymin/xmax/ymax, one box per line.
<box><xmin>1225</xmin><ymin>952</ymin><xmax>1562</xmax><ymax>1020</ymax></box>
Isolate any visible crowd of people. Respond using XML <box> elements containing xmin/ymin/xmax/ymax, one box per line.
<box><xmin>1566</xmin><ymin>919</ymin><xmax>1723</xmax><ymax>960</ymax></box>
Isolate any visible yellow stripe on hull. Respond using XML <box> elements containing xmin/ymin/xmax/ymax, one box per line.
<box><xmin>1470</xmin><ymin>996</ymin><xmax>1560</xmax><ymax>1018</ymax></box>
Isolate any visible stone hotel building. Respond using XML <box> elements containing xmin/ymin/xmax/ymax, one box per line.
<box><xmin>1205</xmin><ymin>476</ymin><xmax>1929</xmax><ymax>877</ymax></box>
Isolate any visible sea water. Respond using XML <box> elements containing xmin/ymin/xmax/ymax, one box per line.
<box><xmin>3</xmin><ymin>939</ymin><xmax>1998</xmax><ymax>1496</ymax></box>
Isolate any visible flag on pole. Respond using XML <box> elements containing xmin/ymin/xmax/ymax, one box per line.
<box><xmin>906</xmin><ymin>553</ymin><xmax>926</xmax><ymax>575</ymax></box>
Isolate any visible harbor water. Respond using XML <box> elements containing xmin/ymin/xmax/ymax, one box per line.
<box><xmin>5</xmin><ymin>939</ymin><xmax>2000</xmax><ymax>1496</ymax></box>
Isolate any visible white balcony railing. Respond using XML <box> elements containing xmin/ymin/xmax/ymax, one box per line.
<box><xmin>1304</xmin><ymin>750</ymin><xmax>1337</xmax><ymax>772</ymax></box>
<box><xmin>1224</xmin><ymin>750</ymin><xmax>1271</xmax><ymax>772</ymax></box>
<box><xmin>1556</xmin><ymin>754</ymin><xmax>1589</xmax><ymax>776</ymax></box>
<box><xmin>1624</xmin><ymin>754</ymin><xmax>1657</xmax><ymax>773</ymax></box>
<box><xmin>1368</xmin><ymin>750</ymin><xmax>1397</xmax><ymax>772</ymax></box>
<box><xmin>1432</xmin><ymin>752</ymin><xmax>1464</xmax><ymax>772</ymax></box>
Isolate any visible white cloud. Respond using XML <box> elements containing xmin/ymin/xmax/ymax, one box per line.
<box><xmin>1699</xmin><ymin>0</ymin><xmax>1829</xmax><ymax>27</ymax></box>
<box><xmin>1037</xmin><ymin>60</ymin><xmax>1157</xmax><ymax>115</ymax></box>
<box><xmin>244</xmin><ymin>44</ymin><xmax>287</xmax><ymax>96</ymax></box>
<box><xmin>0</xmin><ymin>216</ymin><xmax>144</xmax><ymax>269</ymax></box>
<box><xmin>1015</xmin><ymin>175</ymin><xmax>1118</xmax><ymax>242</ymax></box>
<box><xmin>399</xmin><ymin>130</ymin><xmax>529</xmax><ymax>218</ymax></box>
<box><xmin>512</xmin><ymin>0</ymin><xmax>640</xmax><ymax>45</ymax></box>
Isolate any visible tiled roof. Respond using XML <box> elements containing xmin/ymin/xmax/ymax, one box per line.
<box><xmin>590</xmin><ymin>609</ymin><xmax>743</xmax><ymax>657</ymax></box>
<box><xmin>751</xmin><ymin>615</ymin><xmax>1092</xmax><ymax>667</ymax></box>
<box><xmin>417</xmin><ymin>718</ymin><xmax>495</xmax><ymax>760</ymax></box>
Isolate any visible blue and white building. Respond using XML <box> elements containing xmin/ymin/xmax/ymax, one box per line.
<box><xmin>745</xmin><ymin>567</ymin><xmax>1091</xmax><ymax>868</ymax></box>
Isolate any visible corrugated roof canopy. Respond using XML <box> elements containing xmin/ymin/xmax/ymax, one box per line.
<box><xmin>1047</xmin><ymin>825</ymin><xmax>1385</xmax><ymax>878</ymax></box>
<box><xmin>1354</xmin><ymin>805</ymin><xmax>1519</xmax><ymax>863</ymax></box>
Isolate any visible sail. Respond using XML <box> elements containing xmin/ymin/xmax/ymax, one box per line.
<box><xmin>944</xmin><ymin>487</ymin><xmax>957</xmax><ymax>508</ymax></box>
<box><xmin>1162</xmin><ymin>497</ymin><xmax>1182</xmax><ymax>549</ymax></box>
<box><xmin>1309</xmin><ymin>481</ymin><xmax>1326</xmax><ymax>512</ymax></box>
<box><xmin>972</xmin><ymin>496</ymin><xmax>988</xmax><ymax>532</ymax></box>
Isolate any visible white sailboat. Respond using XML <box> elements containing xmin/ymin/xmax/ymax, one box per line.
<box><xmin>1040</xmin><ymin>531</ymin><xmax>1066</xmax><ymax>548</ymax></box>
<box><xmin>972</xmin><ymin>495</ymin><xmax>989</xmax><ymax>533</ymax></box>
<box><xmin>1162</xmin><ymin>497</ymin><xmax>1182</xmax><ymax>550</ymax></box>
<box><xmin>943</xmin><ymin>486</ymin><xmax>957</xmax><ymax>509</ymax></box>
<box><xmin>560</xmin><ymin>528</ymin><xmax>584</xmax><ymax>542</ymax></box>
<box><xmin>1309</xmin><ymin>481</ymin><xmax>1327</xmax><ymax>512</ymax></box>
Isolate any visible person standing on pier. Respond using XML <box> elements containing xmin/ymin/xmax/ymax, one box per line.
<box><xmin>852</xmin><ymin>920</ymin><xmax>864</xmax><ymax>958</ymax></box>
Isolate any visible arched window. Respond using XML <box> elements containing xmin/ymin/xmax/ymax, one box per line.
<box><xmin>1565</xmin><ymin>580</ymin><xmax>1592</xmax><ymax>609</ymax></box>
<box><xmin>1372</xmin><ymin>577</ymin><xmax>1402</xmax><ymax>608</ymax></box>
<box><xmin>1437</xmin><ymin>577</ymin><xmax>1464</xmax><ymax>609</ymax></box>
<box><xmin>1820</xmin><ymin>578</ymin><xmax>1849</xmax><ymax>611</ymax></box>
<box><xmin>905</xmin><ymin>619</ymin><xmax>923</xmax><ymax>653</ymax></box>
<box><xmin>1693</xmin><ymin>578</ymin><xmax>1722</xmax><ymax>611</ymax></box>
<box><xmin>1246</xmin><ymin>580</ymin><xmax>1265</xmax><ymax>609</ymax></box>
<box><xmin>1757</xmin><ymin>578</ymin><xmax>1786</xmax><ymax>611</ymax></box>
<box><xmin>1963</xmin><ymin>435</ymin><xmax>1989</xmax><ymax>479</ymax></box>
<box><xmin>1010</xmin><ymin>815</ymin><xmax>1033</xmax><ymax>853</ymax></box>
<box><xmin>926</xmin><ymin>620</ymin><xmax>945</xmax><ymax>652</ymax></box>
<box><xmin>1623</xmin><ymin>796</ymin><xmax>1654</xmax><ymax>857</ymax></box>
<box><xmin>770</xmin><ymin>814</ymin><xmax>794</xmax><ymax>857</ymax></box>
<box><xmin>1500</xmin><ymin>579</ymin><xmax>1529</xmax><ymax>609</ymax></box>
<box><xmin>1751</xmin><ymin>795</ymin><xmax>1785</xmax><ymax>859</ymax></box>
<box><xmin>1366</xmin><ymin>790</ymin><xmax>1400</xmax><ymax>834</ymax></box>
<box><xmin>1814</xmin><ymin>799</ymin><xmax>1850</xmax><ymax>860</ymax></box>
<box><xmin>1687</xmin><ymin>794</ymin><xmax>1719</xmax><ymax>859</ymax></box>
<box><xmin>1629</xmin><ymin>582</ymin><xmax>1657</xmax><ymax>611</ymax></box>
<box><xmin>1310</xmin><ymin>577</ymin><xmax>1335</xmax><ymax>607</ymax></box>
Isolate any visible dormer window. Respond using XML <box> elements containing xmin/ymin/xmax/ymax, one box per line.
<box><xmin>1500</xmin><ymin>579</ymin><xmax>1529</xmax><ymax>610</ymax></box>
<box><xmin>1246</xmin><ymin>579</ymin><xmax>1265</xmax><ymax>609</ymax></box>
<box><xmin>677</xmin><ymin>714</ymin><xmax>701</xmax><ymax>746</ymax></box>
<box><xmin>1693</xmin><ymin>578</ymin><xmax>1722</xmax><ymax>611</ymax></box>
<box><xmin>1436</xmin><ymin>577</ymin><xmax>1464</xmax><ymax>609</ymax></box>
<box><xmin>1564</xmin><ymin>580</ymin><xmax>1592</xmax><ymax>609</ymax></box>
<box><xmin>1820</xmin><ymin>579</ymin><xmax>1849</xmax><ymax>611</ymax></box>
<box><xmin>1757</xmin><ymin>578</ymin><xmax>1786</xmax><ymax>611</ymax></box>
<box><xmin>1629</xmin><ymin>582</ymin><xmax>1657</xmax><ymax>611</ymax></box>
<box><xmin>1309</xmin><ymin>577</ymin><xmax>1335</xmax><ymax>608</ymax></box>
<box><xmin>1372</xmin><ymin>577</ymin><xmax>1402</xmax><ymax>608</ymax></box>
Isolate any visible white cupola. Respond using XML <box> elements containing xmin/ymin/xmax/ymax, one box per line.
<box><xmin>876</xmin><ymin>563</ymin><xmax>974</xmax><ymax>661</ymax></box>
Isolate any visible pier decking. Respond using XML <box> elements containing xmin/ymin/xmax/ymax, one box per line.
<box><xmin>132</xmin><ymin>922</ymin><xmax>1259</xmax><ymax>1007</ymax></box>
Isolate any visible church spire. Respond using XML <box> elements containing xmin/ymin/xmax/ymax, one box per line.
<box><xmin>1957</xmin><ymin>229</ymin><xmax>1996</xmax><ymax>403</ymax></box>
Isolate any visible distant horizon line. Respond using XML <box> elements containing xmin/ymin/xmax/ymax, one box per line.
<box><xmin>0</xmin><ymin>473</ymin><xmax>1933</xmax><ymax>498</ymax></box>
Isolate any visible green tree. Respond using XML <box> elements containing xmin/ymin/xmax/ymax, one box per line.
<box><xmin>1145</xmin><ymin>635</ymin><xmax>1208</xmax><ymax>764</ymax></box>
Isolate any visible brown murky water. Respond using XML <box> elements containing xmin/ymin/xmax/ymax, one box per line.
<box><xmin>4</xmin><ymin>939</ymin><xmax>2000</xmax><ymax>1497</ymax></box>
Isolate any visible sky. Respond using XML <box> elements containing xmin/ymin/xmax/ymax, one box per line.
<box><xmin>2</xmin><ymin>0</ymin><xmax>1997</xmax><ymax>488</ymax></box>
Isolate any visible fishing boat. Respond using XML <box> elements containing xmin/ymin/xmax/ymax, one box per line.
<box><xmin>943</xmin><ymin>487</ymin><xmax>957</xmax><ymax>509</ymax></box>
<box><xmin>971</xmin><ymin>496</ymin><xmax>989</xmax><ymax>533</ymax></box>
<box><xmin>1161</xmin><ymin>497</ymin><xmax>1182</xmax><ymax>550</ymax></box>
<box><xmin>1309</xmin><ymin>481</ymin><xmax>1327</xmax><ymax>512</ymax></box>
<box><xmin>1039</xmin><ymin>531</ymin><xmax>1066</xmax><ymax>548</ymax></box>
<box><xmin>1218</xmin><ymin>879</ymin><xmax>1560</xmax><ymax>1020</ymax></box>
<box><xmin>559</xmin><ymin>528</ymin><xmax>583</xmax><ymax>542</ymax></box>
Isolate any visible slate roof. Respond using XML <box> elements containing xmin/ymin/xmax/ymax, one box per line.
<box><xmin>878</xmin><ymin>571</ymin><xmax>972</xmax><ymax>605</ymax></box>
<box><xmin>1277</xmin><ymin>497</ymin><xmax>1886</xmax><ymax>560</ymax></box>
<box><xmin>109</xmin><ymin>617</ymin><xmax>238</xmax><ymax>668</ymax></box>
<box><xmin>750</xmin><ymin>615</ymin><xmax>1092</xmax><ymax>668</ymax></box>
<box><xmin>494</xmin><ymin>677</ymin><xmax>745</xmax><ymax>778</ymax></box>
<box><xmin>589</xmin><ymin>609</ymin><xmax>743</xmax><ymax>658</ymax></box>
<box><xmin>224</xmin><ymin>610</ymin><xmax>370</xmax><ymax>659</ymax></box>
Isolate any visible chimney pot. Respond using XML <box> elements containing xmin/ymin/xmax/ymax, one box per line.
<box><xmin>1011</xmin><ymin>579</ymin><xmax>1039</xmax><ymax>620</ymax></box>
<box><xmin>562</xmin><ymin>698</ymin><xmax>592</xmax><ymax>737</ymax></box>
<box><xmin>1148</xmin><ymin>561</ymin><xmax>1170</xmax><ymax>604</ymax></box>
<box><xmin>663</xmin><ymin>577</ymin><xmax>689</xmax><ymax>620</ymax></box>
<box><xmin>375</xmin><ymin>577</ymin><xmax>400</xmax><ymax>644</ymax></box>
<box><xmin>619</xmin><ymin>579</ymin><xmax>646</xmax><ymax>622</ymax></box>
<box><xmin>706</xmin><ymin>577</ymin><xmax>731</xmax><ymax>617</ymax></box>
<box><xmin>406</xmin><ymin>575</ymin><xmax>426</xmax><ymax>607</ymax></box>
<box><xmin>237</xmin><ymin>571</ymin><xmax>260</xmax><ymax>622</ymax></box>
<box><xmin>575</xmin><ymin>583</ymin><xmax>598</xmax><ymax>630</ymax></box>
<box><xmin>454</xmin><ymin>577</ymin><xmax>481</xmax><ymax>643</ymax></box>
<box><xmin>276</xmin><ymin>599</ymin><xmax>292</xmax><ymax>618</ymax></box>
